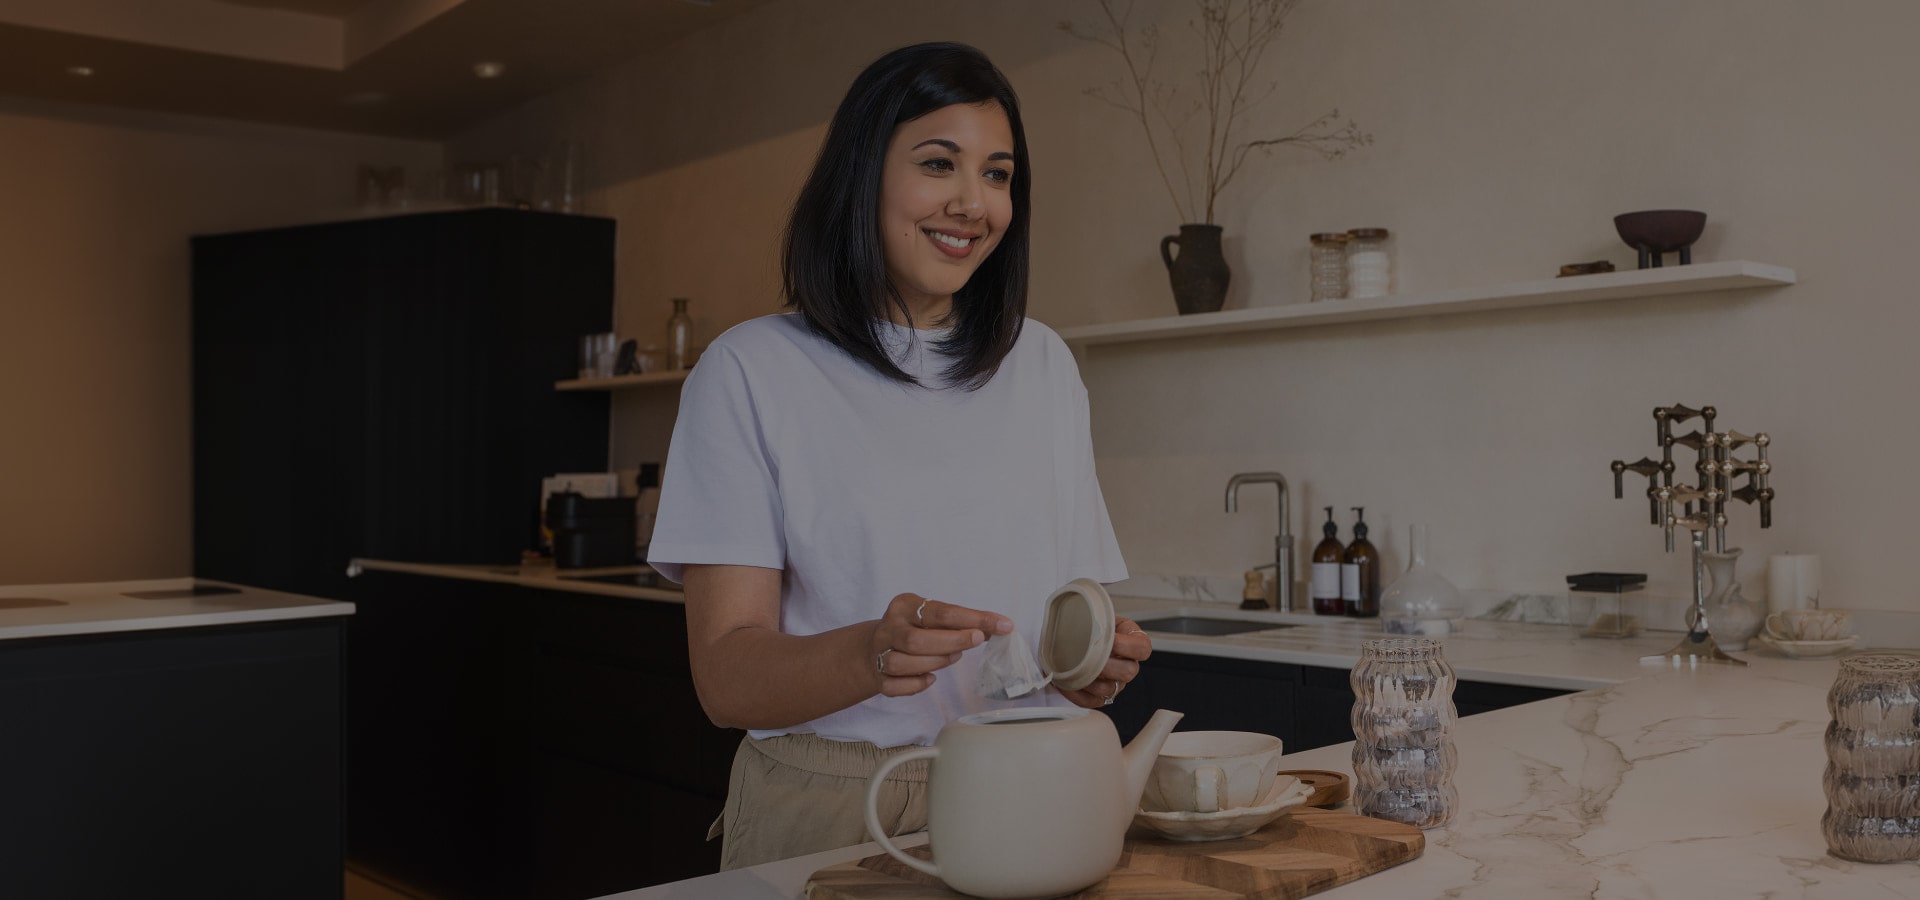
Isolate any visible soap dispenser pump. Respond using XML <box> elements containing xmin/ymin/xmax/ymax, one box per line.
<box><xmin>1342</xmin><ymin>507</ymin><xmax>1380</xmax><ymax>618</ymax></box>
<box><xmin>1311</xmin><ymin>507</ymin><xmax>1346</xmax><ymax>616</ymax></box>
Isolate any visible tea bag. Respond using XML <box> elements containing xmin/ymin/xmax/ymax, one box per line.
<box><xmin>976</xmin><ymin>631</ymin><xmax>1048</xmax><ymax>700</ymax></box>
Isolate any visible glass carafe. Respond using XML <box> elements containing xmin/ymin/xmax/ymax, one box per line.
<box><xmin>1824</xmin><ymin>653</ymin><xmax>1920</xmax><ymax>862</ymax></box>
<box><xmin>1351</xmin><ymin>637</ymin><xmax>1458</xmax><ymax>829</ymax></box>
<box><xmin>1379</xmin><ymin>524</ymin><xmax>1462</xmax><ymax>620</ymax></box>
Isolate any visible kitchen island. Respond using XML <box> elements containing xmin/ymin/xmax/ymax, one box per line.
<box><xmin>611</xmin><ymin>615</ymin><xmax>1920</xmax><ymax>898</ymax></box>
<box><xmin>0</xmin><ymin>578</ymin><xmax>353</xmax><ymax>899</ymax></box>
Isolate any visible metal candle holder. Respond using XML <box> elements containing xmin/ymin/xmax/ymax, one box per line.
<box><xmin>1610</xmin><ymin>404</ymin><xmax>1774</xmax><ymax>666</ymax></box>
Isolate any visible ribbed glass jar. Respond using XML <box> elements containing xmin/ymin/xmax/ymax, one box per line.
<box><xmin>1350</xmin><ymin>637</ymin><xmax>1457</xmax><ymax>828</ymax></box>
<box><xmin>1825</xmin><ymin>653</ymin><xmax>1920</xmax><ymax>862</ymax></box>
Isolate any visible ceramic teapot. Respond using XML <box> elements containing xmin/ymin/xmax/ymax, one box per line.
<box><xmin>864</xmin><ymin>706</ymin><xmax>1183</xmax><ymax>898</ymax></box>
<box><xmin>859</xmin><ymin>574</ymin><xmax>1183</xmax><ymax>897</ymax></box>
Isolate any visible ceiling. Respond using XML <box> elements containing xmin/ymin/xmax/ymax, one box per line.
<box><xmin>0</xmin><ymin>0</ymin><xmax>775</xmax><ymax>139</ymax></box>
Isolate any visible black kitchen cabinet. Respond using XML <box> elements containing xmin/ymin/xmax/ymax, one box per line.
<box><xmin>0</xmin><ymin>620</ymin><xmax>345</xmax><ymax>900</ymax></box>
<box><xmin>1105</xmin><ymin>651</ymin><xmax>1571</xmax><ymax>750</ymax></box>
<box><xmin>192</xmin><ymin>209</ymin><xmax>613</xmax><ymax>600</ymax></box>
<box><xmin>346</xmin><ymin>571</ymin><xmax>741</xmax><ymax>898</ymax></box>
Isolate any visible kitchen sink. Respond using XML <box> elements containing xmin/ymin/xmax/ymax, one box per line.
<box><xmin>1137</xmin><ymin>617</ymin><xmax>1296</xmax><ymax>636</ymax></box>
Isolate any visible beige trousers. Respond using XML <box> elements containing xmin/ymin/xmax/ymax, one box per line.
<box><xmin>710</xmin><ymin>733</ymin><xmax>931</xmax><ymax>871</ymax></box>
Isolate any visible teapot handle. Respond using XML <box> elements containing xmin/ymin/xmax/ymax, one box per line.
<box><xmin>865</xmin><ymin>747</ymin><xmax>941</xmax><ymax>879</ymax></box>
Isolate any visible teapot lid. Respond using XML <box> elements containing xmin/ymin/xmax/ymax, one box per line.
<box><xmin>1038</xmin><ymin>578</ymin><xmax>1116</xmax><ymax>692</ymax></box>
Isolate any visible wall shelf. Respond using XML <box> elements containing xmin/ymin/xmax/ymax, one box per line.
<box><xmin>554</xmin><ymin>370</ymin><xmax>690</xmax><ymax>391</ymax></box>
<box><xmin>1056</xmin><ymin>260</ymin><xmax>1795</xmax><ymax>348</ymax></box>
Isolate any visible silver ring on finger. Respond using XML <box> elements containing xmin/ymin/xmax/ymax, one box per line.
<box><xmin>915</xmin><ymin>598</ymin><xmax>931</xmax><ymax>624</ymax></box>
<box><xmin>1123</xmin><ymin>629</ymin><xmax>1146</xmax><ymax>636</ymax></box>
<box><xmin>876</xmin><ymin>648</ymin><xmax>894</xmax><ymax>675</ymax></box>
<box><xmin>1103</xmin><ymin>680</ymin><xmax>1120</xmax><ymax>706</ymax></box>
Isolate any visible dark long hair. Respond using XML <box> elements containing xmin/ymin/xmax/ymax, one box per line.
<box><xmin>781</xmin><ymin>42</ymin><xmax>1030</xmax><ymax>391</ymax></box>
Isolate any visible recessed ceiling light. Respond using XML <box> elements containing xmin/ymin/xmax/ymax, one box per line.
<box><xmin>66</xmin><ymin>66</ymin><xmax>94</xmax><ymax>77</ymax></box>
<box><xmin>473</xmin><ymin>62</ymin><xmax>505</xmax><ymax>79</ymax></box>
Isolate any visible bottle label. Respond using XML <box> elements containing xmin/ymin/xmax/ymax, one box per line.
<box><xmin>1312</xmin><ymin>563</ymin><xmax>1342</xmax><ymax>600</ymax></box>
<box><xmin>1341</xmin><ymin>563</ymin><xmax>1361</xmax><ymax>601</ymax></box>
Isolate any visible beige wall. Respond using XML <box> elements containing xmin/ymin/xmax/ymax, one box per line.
<box><xmin>0</xmin><ymin>98</ymin><xmax>436</xmax><ymax>584</ymax></box>
<box><xmin>451</xmin><ymin>0</ymin><xmax>1918</xmax><ymax>610</ymax></box>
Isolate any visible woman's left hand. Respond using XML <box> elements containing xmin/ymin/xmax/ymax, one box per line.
<box><xmin>1060</xmin><ymin>617</ymin><xmax>1152</xmax><ymax>710</ymax></box>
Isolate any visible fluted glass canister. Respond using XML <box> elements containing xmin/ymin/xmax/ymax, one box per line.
<box><xmin>1824</xmin><ymin>653</ymin><xmax>1920</xmax><ymax>862</ymax></box>
<box><xmin>1351</xmin><ymin>637</ymin><xmax>1458</xmax><ymax>828</ymax></box>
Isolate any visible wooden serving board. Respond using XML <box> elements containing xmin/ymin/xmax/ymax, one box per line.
<box><xmin>805</xmin><ymin>807</ymin><xmax>1423</xmax><ymax>899</ymax></box>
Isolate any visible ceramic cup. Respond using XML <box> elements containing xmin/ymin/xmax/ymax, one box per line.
<box><xmin>1768</xmin><ymin>608</ymin><xmax>1851</xmax><ymax>642</ymax></box>
<box><xmin>1140</xmin><ymin>731</ymin><xmax>1284</xmax><ymax>814</ymax></box>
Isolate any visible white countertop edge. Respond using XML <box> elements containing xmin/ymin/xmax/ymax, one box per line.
<box><xmin>350</xmin><ymin>558</ymin><xmax>686</xmax><ymax>603</ymax></box>
<box><xmin>0</xmin><ymin>578</ymin><xmax>354</xmax><ymax>641</ymax></box>
<box><xmin>0</xmin><ymin>602</ymin><xmax>354</xmax><ymax>640</ymax></box>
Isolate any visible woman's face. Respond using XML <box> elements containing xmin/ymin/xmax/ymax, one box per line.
<box><xmin>877</xmin><ymin>101</ymin><xmax>1016</xmax><ymax>324</ymax></box>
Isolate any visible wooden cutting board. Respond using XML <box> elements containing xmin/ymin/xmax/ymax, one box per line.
<box><xmin>805</xmin><ymin>807</ymin><xmax>1423</xmax><ymax>899</ymax></box>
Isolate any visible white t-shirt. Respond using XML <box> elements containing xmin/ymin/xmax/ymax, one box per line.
<box><xmin>648</xmin><ymin>311</ymin><xmax>1128</xmax><ymax>748</ymax></box>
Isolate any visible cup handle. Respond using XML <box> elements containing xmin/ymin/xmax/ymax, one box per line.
<box><xmin>865</xmin><ymin>747</ymin><xmax>940</xmax><ymax>879</ymax></box>
<box><xmin>1764</xmin><ymin>612</ymin><xmax>1790</xmax><ymax>641</ymax></box>
<box><xmin>1194</xmin><ymin>766</ymin><xmax>1225</xmax><ymax>814</ymax></box>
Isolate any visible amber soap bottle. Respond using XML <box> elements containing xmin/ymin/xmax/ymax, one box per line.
<box><xmin>1310</xmin><ymin>507</ymin><xmax>1346</xmax><ymax>615</ymax></box>
<box><xmin>1342</xmin><ymin>507</ymin><xmax>1380</xmax><ymax>618</ymax></box>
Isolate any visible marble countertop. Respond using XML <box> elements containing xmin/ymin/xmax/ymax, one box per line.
<box><xmin>0</xmin><ymin>578</ymin><xmax>353</xmax><ymax>640</ymax></box>
<box><xmin>611</xmin><ymin>611</ymin><xmax>1911</xmax><ymax>898</ymax></box>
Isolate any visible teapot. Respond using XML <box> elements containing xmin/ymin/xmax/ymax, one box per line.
<box><xmin>860</xmin><ymin>577</ymin><xmax>1184</xmax><ymax>897</ymax></box>
<box><xmin>863</xmin><ymin>706</ymin><xmax>1183</xmax><ymax>898</ymax></box>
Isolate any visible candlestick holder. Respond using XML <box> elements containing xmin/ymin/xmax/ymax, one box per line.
<box><xmin>1609</xmin><ymin>404</ymin><xmax>1774</xmax><ymax>666</ymax></box>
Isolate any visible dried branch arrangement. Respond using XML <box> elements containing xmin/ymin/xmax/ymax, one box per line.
<box><xmin>1062</xmin><ymin>0</ymin><xmax>1372</xmax><ymax>224</ymax></box>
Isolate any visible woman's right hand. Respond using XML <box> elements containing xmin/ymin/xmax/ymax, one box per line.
<box><xmin>869</xmin><ymin>593</ymin><xmax>1013</xmax><ymax>697</ymax></box>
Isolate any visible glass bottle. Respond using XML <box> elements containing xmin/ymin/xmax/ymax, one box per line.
<box><xmin>1342</xmin><ymin>507</ymin><xmax>1380</xmax><ymax>618</ymax></box>
<box><xmin>1379</xmin><ymin>524</ymin><xmax>1462</xmax><ymax>620</ymax></box>
<box><xmin>1309</xmin><ymin>232</ymin><xmax>1349</xmax><ymax>302</ymax></box>
<box><xmin>1351</xmin><ymin>637</ymin><xmax>1457</xmax><ymax>829</ymax></box>
<box><xmin>665</xmin><ymin>298</ymin><xmax>693</xmax><ymax>370</ymax></box>
<box><xmin>1346</xmin><ymin>228</ymin><xmax>1393</xmax><ymax>299</ymax></box>
<box><xmin>1824</xmin><ymin>653</ymin><xmax>1920</xmax><ymax>862</ymax></box>
<box><xmin>1311</xmin><ymin>507</ymin><xmax>1346</xmax><ymax>616</ymax></box>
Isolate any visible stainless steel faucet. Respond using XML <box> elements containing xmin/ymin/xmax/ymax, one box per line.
<box><xmin>1224</xmin><ymin>472</ymin><xmax>1294</xmax><ymax>613</ymax></box>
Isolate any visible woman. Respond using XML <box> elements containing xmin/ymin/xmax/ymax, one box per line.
<box><xmin>646</xmin><ymin>42</ymin><xmax>1150</xmax><ymax>870</ymax></box>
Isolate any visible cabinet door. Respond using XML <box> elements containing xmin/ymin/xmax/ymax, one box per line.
<box><xmin>0</xmin><ymin>623</ymin><xmax>343</xmax><ymax>900</ymax></box>
<box><xmin>193</xmin><ymin>223</ymin><xmax>369</xmax><ymax>598</ymax></box>
<box><xmin>1106</xmin><ymin>652</ymin><xmax>1298</xmax><ymax>746</ymax></box>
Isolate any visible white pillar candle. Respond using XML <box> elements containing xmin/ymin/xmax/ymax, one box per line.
<box><xmin>1767</xmin><ymin>553</ymin><xmax>1823</xmax><ymax>615</ymax></box>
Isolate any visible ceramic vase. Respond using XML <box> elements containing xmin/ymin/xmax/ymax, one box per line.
<box><xmin>1160</xmin><ymin>224</ymin><xmax>1229</xmax><ymax>315</ymax></box>
<box><xmin>1692</xmin><ymin>548</ymin><xmax>1764</xmax><ymax>651</ymax></box>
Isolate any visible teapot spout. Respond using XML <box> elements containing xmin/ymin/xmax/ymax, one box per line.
<box><xmin>1120</xmin><ymin>709</ymin><xmax>1184</xmax><ymax>807</ymax></box>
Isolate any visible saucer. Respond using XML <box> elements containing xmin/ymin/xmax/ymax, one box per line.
<box><xmin>1755</xmin><ymin>633</ymin><xmax>1858</xmax><ymax>659</ymax></box>
<box><xmin>1133</xmin><ymin>775</ymin><xmax>1316</xmax><ymax>842</ymax></box>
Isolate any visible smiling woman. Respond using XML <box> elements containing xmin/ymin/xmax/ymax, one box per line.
<box><xmin>645</xmin><ymin>42</ymin><xmax>1149</xmax><ymax>872</ymax></box>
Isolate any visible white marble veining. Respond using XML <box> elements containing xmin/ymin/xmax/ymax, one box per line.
<box><xmin>0</xmin><ymin>578</ymin><xmax>352</xmax><ymax>640</ymax></box>
<box><xmin>619</xmin><ymin>599</ymin><xmax>1920</xmax><ymax>899</ymax></box>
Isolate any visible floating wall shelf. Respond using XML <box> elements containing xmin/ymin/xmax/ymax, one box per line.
<box><xmin>554</xmin><ymin>369</ymin><xmax>691</xmax><ymax>391</ymax></box>
<box><xmin>1056</xmin><ymin>260</ymin><xmax>1795</xmax><ymax>348</ymax></box>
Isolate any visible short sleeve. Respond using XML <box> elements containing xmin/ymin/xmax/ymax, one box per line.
<box><xmin>646</xmin><ymin>344</ymin><xmax>786</xmax><ymax>584</ymax></box>
<box><xmin>1067</xmin><ymin>369</ymin><xmax>1129</xmax><ymax>585</ymax></box>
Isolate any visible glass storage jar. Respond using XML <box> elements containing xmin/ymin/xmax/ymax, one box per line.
<box><xmin>1825</xmin><ymin>653</ymin><xmax>1920</xmax><ymax>862</ymax></box>
<box><xmin>1346</xmin><ymin>227</ymin><xmax>1393</xmax><ymax>298</ymax></box>
<box><xmin>1309</xmin><ymin>232</ymin><xmax>1349</xmax><ymax>302</ymax></box>
<box><xmin>1351</xmin><ymin>637</ymin><xmax>1457</xmax><ymax>828</ymax></box>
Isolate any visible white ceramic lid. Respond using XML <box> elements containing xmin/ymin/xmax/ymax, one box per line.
<box><xmin>1038</xmin><ymin>578</ymin><xmax>1116</xmax><ymax>692</ymax></box>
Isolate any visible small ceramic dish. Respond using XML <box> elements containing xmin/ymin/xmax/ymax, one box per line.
<box><xmin>1755</xmin><ymin>633</ymin><xmax>1858</xmax><ymax>659</ymax></box>
<box><xmin>1132</xmin><ymin>774</ymin><xmax>1315</xmax><ymax>842</ymax></box>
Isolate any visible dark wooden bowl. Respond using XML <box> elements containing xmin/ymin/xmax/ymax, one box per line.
<box><xmin>1613</xmin><ymin>209</ymin><xmax>1707</xmax><ymax>253</ymax></box>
